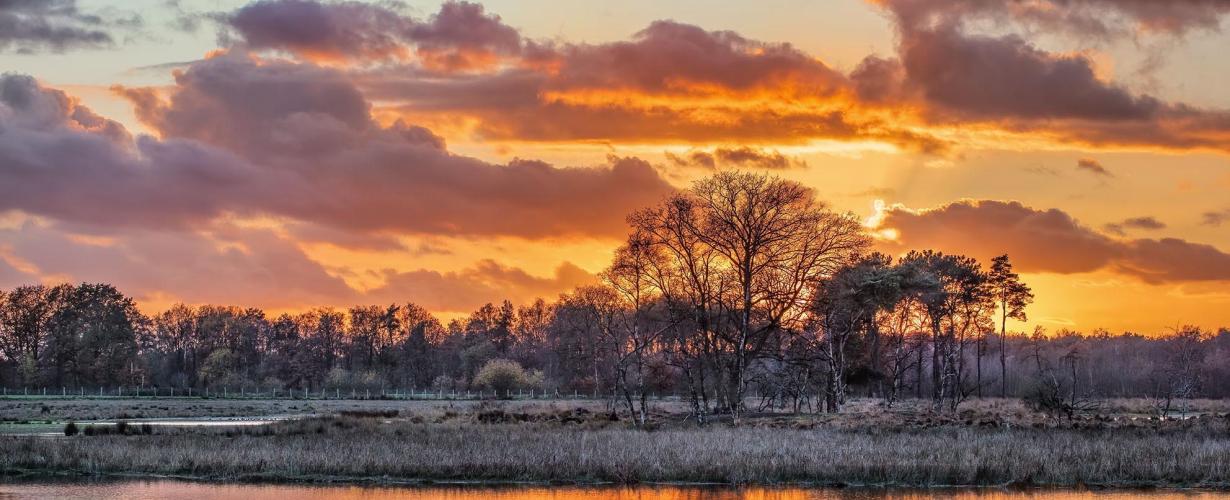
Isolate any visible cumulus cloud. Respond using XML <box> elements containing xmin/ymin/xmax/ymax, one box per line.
<box><xmin>1103</xmin><ymin>216</ymin><xmax>1166</xmax><ymax>235</ymax></box>
<box><xmin>873</xmin><ymin>199</ymin><xmax>1230</xmax><ymax>283</ymax></box>
<box><xmin>224</xmin><ymin>0</ymin><xmax>522</xmax><ymax>69</ymax></box>
<box><xmin>853</xmin><ymin>0</ymin><xmax>1230</xmax><ymax>153</ymax></box>
<box><xmin>7</xmin><ymin>0</ymin><xmax>1230</xmax><ymax>316</ymax></box>
<box><xmin>896</xmin><ymin>29</ymin><xmax>1160</xmax><ymax>122</ymax></box>
<box><xmin>347</xmin><ymin>16</ymin><xmax>945</xmax><ymax>150</ymax></box>
<box><xmin>206</xmin><ymin>0</ymin><xmax>1230</xmax><ymax>153</ymax></box>
<box><xmin>1</xmin><ymin>55</ymin><xmax>674</xmax><ymax>238</ymax></box>
<box><xmin>225</xmin><ymin>0</ymin><xmax>416</xmax><ymax>62</ymax></box>
<box><xmin>543</xmin><ymin>20</ymin><xmax>846</xmax><ymax>96</ymax></box>
<box><xmin>0</xmin><ymin>0</ymin><xmax>117</xmax><ymax>53</ymax></box>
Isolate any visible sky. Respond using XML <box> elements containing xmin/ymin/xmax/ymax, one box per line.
<box><xmin>0</xmin><ymin>0</ymin><xmax>1228</xmax><ymax>333</ymax></box>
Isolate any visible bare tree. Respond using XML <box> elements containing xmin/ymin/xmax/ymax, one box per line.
<box><xmin>601</xmin><ymin>231</ymin><xmax>677</xmax><ymax>427</ymax></box>
<box><xmin>628</xmin><ymin>193</ymin><xmax>726</xmax><ymax>420</ymax></box>
<box><xmin>628</xmin><ymin>171</ymin><xmax>867</xmax><ymax>421</ymax></box>
<box><xmin>1149</xmin><ymin>326</ymin><xmax>1205</xmax><ymax>418</ymax></box>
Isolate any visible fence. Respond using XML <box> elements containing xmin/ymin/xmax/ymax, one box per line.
<box><xmin>0</xmin><ymin>386</ymin><xmax>684</xmax><ymax>401</ymax></box>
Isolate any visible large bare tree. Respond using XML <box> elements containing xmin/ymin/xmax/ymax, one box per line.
<box><xmin>627</xmin><ymin>171</ymin><xmax>868</xmax><ymax>420</ymax></box>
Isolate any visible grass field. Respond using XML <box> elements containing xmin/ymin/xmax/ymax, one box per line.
<box><xmin>2</xmin><ymin>397</ymin><xmax>1228</xmax><ymax>487</ymax></box>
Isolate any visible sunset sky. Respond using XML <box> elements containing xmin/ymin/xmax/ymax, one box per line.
<box><xmin>1</xmin><ymin>0</ymin><xmax>1228</xmax><ymax>333</ymax></box>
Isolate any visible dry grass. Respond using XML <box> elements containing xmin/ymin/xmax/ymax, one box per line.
<box><xmin>3</xmin><ymin>410</ymin><xmax>1229</xmax><ymax>488</ymax></box>
<box><xmin>4</xmin><ymin>397</ymin><xmax>1228</xmax><ymax>488</ymax></box>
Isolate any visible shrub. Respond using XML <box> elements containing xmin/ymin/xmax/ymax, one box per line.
<box><xmin>472</xmin><ymin>359</ymin><xmax>543</xmax><ymax>395</ymax></box>
<box><xmin>63</xmin><ymin>422</ymin><xmax>78</xmax><ymax>436</ymax></box>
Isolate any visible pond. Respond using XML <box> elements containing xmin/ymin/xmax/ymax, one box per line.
<box><xmin>0</xmin><ymin>482</ymin><xmax>1226</xmax><ymax>500</ymax></box>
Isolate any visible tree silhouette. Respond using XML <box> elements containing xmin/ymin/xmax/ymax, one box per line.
<box><xmin>989</xmin><ymin>255</ymin><xmax>1034</xmax><ymax>398</ymax></box>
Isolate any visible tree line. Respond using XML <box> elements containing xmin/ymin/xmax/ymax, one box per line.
<box><xmin>1</xmin><ymin>172</ymin><xmax>1226</xmax><ymax>421</ymax></box>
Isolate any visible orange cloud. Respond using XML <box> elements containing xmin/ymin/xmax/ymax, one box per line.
<box><xmin>1</xmin><ymin>57</ymin><xmax>674</xmax><ymax>240</ymax></box>
<box><xmin>213</xmin><ymin>0</ymin><xmax>1230</xmax><ymax>155</ymax></box>
<box><xmin>873</xmin><ymin>199</ymin><xmax>1230</xmax><ymax>283</ymax></box>
<box><xmin>665</xmin><ymin>147</ymin><xmax>803</xmax><ymax>170</ymax></box>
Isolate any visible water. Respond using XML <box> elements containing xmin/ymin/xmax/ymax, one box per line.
<box><xmin>0</xmin><ymin>482</ymin><xmax>1225</xmax><ymax>500</ymax></box>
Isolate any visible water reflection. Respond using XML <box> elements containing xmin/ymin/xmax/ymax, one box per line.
<box><xmin>0</xmin><ymin>482</ymin><xmax>1225</xmax><ymax>500</ymax></box>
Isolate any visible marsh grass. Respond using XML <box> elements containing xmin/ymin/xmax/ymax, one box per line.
<box><xmin>4</xmin><ymin>397</ymin><xmax>1229</xmax><ymax>487</ymax></box>
<box><xmin>4</xmin><ymin>413</ymin><xmax>1229</xmax><ymax>487</ymax></box>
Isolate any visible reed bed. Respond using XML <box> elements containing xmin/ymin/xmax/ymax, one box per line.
<box><xmin>3</xmin><ymin>415</ymin><xmax>1229</xmax><ymax>487</ymax></box>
